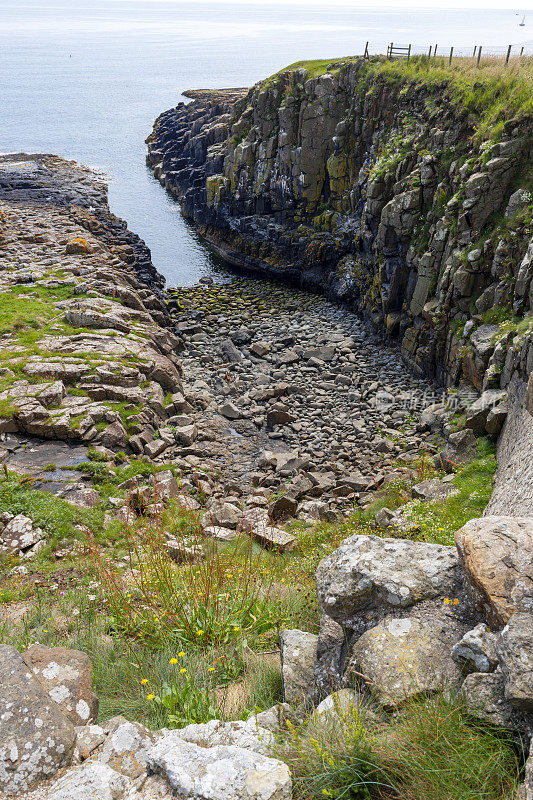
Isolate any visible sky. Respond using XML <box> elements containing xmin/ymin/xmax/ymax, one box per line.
<box><xmin>121</xmin><ymin>0</ymin><xmax>533</xmax><ymax>8</ymax></box>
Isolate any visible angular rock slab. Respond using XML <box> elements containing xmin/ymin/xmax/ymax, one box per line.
<box><xmin>45</xmin><ymin>761</ymin><xmax>130</xmax><ymax>800</ymax></box>
<box><xmin>349</xmin><ymin>617</ymin><xmax>463</xmax><ymax>706</ymax></box>
<box><xmin>316</xmin><ymin>535</ymin><xmax>460</xmax><ymax>628</ymax></box>
<box><xmin>455</xmin><ymin>516</ymin><xmax>533</xmax><ymax>627</ymax></box>
<box><xmin>23</xmin><ymin>644</ymin><xmax>99</xmax><ymax>726</ymax></box>
<box><xmin>147</xmin><ymin>737</ymin><xmax>292</xmax><ymax>799</ymax></box>
<box><xmin>252</xmin><ymin>523</ymin><xmax>296</xmax><ymax>553</ymax></box>
<box><xmin>0</xmin><ymin>644</ymin><xmax>76</xmax><ymax>795</ymax></box>
<box><xmin>279</xmin><ymin>628</ymin><xmax>318</xmax><ymax>705</ymax></box>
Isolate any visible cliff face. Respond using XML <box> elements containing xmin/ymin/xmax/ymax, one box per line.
<box><xmin>146</xmin><ymin>60</ymin><xmax>533</xmax><ymax>394</ymax></box>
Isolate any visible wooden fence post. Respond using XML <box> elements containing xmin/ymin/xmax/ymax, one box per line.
<box><xmin>364</xmin><ymin>41</ymin><xmax>369</xmax><ymax>59</ymax></box>
<box><xmin>434</xmin><ymin>44</ymin><xmax>438</xmax><ymax>58</ymax></box>
<box><xmin>520</xmin><ymin>46</ymin><xmax>524</xmax><ymax>57</ymax></box>
<box><xmin>449</xmin><ymin>46</ymin><xmax>454</xmax><ymax>66</ymax></box>
<box><xmin>473</xmin><ymin>46</ymin><xmax>477</xmax><ymax>59</ymax></box>
<box><xmin>428</xmin><ymin>45</ymin><xmax>432</xmax><ymax>59</ymax></box>
<box><xmin>505</xmin><ymin>44</ymin><xmax>512</xmax><ymax>65</ymax></box>
<box><xmin>477</xmin><ymin>45</ymin><xmax>482</xmax><ymax>67</ymax></box>
<box><xmin>407</xmin><ymin>44</ymin><xmax>412</xmax><ymax>61</ymax></box>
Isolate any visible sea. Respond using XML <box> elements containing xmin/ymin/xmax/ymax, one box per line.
<box><xmin>1</xmin><ymin>0</ymin><xmax>531</xmax><ymax>285</ymax></box>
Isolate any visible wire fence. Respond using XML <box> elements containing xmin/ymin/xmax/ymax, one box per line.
<box><xmin>363</xmin><ymin>39</ymin><xmax>533</xmax><ymax>65</ymax></box>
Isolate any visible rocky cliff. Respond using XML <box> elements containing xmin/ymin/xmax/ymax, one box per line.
<box><xmin>146</xmin><ymin>59</ymin><xmax>533</xmax><ymax>397</ymax></box>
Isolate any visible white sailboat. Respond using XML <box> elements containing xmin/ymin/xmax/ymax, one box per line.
<box><xmin>519</xmin><ymin>15</ymin><xmax>526</xmax><ymax>26</ymax></box>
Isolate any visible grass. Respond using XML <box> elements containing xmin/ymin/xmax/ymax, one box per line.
<box><xmin>278</xmin><ymin>691</ymin><xmax>521</xmax><ymax>800</ymax></box>
<box><xmin>404</xmin><ymin>439</ymin><xmax>496</xmax><ymax>544</ymax></box>
<box><xmin>268</xmin><ymin>55</ymin><xmax>533</xmax><ymax>141</ymax></box>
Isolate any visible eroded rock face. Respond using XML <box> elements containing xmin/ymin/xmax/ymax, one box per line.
<box><xmin>0</xmin><ymin>644</ymin><xmax>76</xmax><ymax>795</ymax></box>
<box><xmin>454</xmin><ymin>516</ymin><xmax>533</xmax><ymax>627</ymax></box>
<box><xmin>0</xmin><ymin>154</ymin><xmax>182</xmax><ymax>457</ymax></box>
<box><xmin>316</xmin><ymin>535</ymin><xmax>461</xmax><ymax>629</ymax></box>
<box><xmin>23</xmin><ymin>645</ymin><xmax>99</xmax><ymax>727</ymax></box>
<box><xmin>146</xmin><ymin>737</ymin><xmax>292</xmax><ymax>800</ymax></box>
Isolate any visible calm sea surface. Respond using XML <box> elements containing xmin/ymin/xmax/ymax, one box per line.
<box><xmin>1</xmin><ymin>0</ymin><xmax>531</xmax><ymax>285</ymax></box>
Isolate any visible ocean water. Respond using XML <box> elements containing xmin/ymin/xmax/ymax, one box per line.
<box><xmin>1</xmin><ymin>0</ymin><xmax>531</xmax><ymax>286</ymax></box>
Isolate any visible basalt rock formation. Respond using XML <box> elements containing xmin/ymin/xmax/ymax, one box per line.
<box><xmin>146</xmin><ymin>61</ymin><xmax>533</xmax><ymax>396</ymax></box>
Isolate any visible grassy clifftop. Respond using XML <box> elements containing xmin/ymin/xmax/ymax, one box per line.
<box><xmin>264</xmin><ymin>55</ymin><xmax>533</xmax><ymax>140</ymax></box>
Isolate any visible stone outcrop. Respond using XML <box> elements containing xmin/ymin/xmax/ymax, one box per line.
<box><xmin>146</xmin><ymin>64</ymin><xmax>533</xmax><ymax>396</ymax></box>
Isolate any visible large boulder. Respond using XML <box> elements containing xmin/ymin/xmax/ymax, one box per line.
<box><xmin>497</xmin><ymin>613</ymin><xmax>533</xmax><ymax>712</ymax></box>
<box><xmin>454</xmin><ymin>516</ymin><xmax>533</xmax><ymax>627</ymax></box>
<box><xmin>146</xmin><ymin>736</ymin><xmax>292</xmax><ymax>800</ymax></box>
<box><xmin>348</xmin><ymin>616</ymin><xmax>463</xmax><ymax>707</ymax></box>
<box><xmin>279</xmin><ymin>629</ymin><xmax>318</xmax><ymax>706</ymax></box>
<box><xmin>23</xmin><ymin>644</ymin><xmax>99</xmax><ymax>726</ymax></box>
<box><xmin>0</xmin><ymin>644</ymin><xmax>76</xmax><ymax>795</ymax></box>
<box><xmin>0</xmin><ymin>514</ymin><xmax>44</xmax><ymax>557</ymax></box>
<box><xmin>316</xmin><ymin>535</ymin><xmax>461</xmax><ymax>629</ymax></box>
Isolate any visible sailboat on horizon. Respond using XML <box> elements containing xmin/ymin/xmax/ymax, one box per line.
<box><xmin>519</xmin><ymin>15</ymin><xmax>526</xmax><ymax>26</ymax></box>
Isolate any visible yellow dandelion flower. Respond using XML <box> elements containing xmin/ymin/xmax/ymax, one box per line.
<box><xmin>197</xmin><ymin>629</ymin><xmax>204</xmax><ymax>636</ymax></box>
<box><xmin>208</xmin><ymin>667</ymin><xmax>215</xmax><ymax>672</ymax></box>
<box><xmin>169</xmin><ymin>658</ymin><xmax>178</xmax><ymax>664</ymax></box>
<box><xmin>180</xmin><ymin>668</ymin><xmax>187</xmax><ymax>674</ymax></box>
<box><xmin>146</xmin><ymin>694</ymin><xmax>155</xmax><ymax>700</ymax></box>
<box><xmin>178</xmin><ymin>652</ymin><xmax>185</xmax><ymax>657</ymax></box>
<box><xmin>141</xmin><ymin>678</ymin><xmax>148</xmax><ymax>685</ymax></box>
